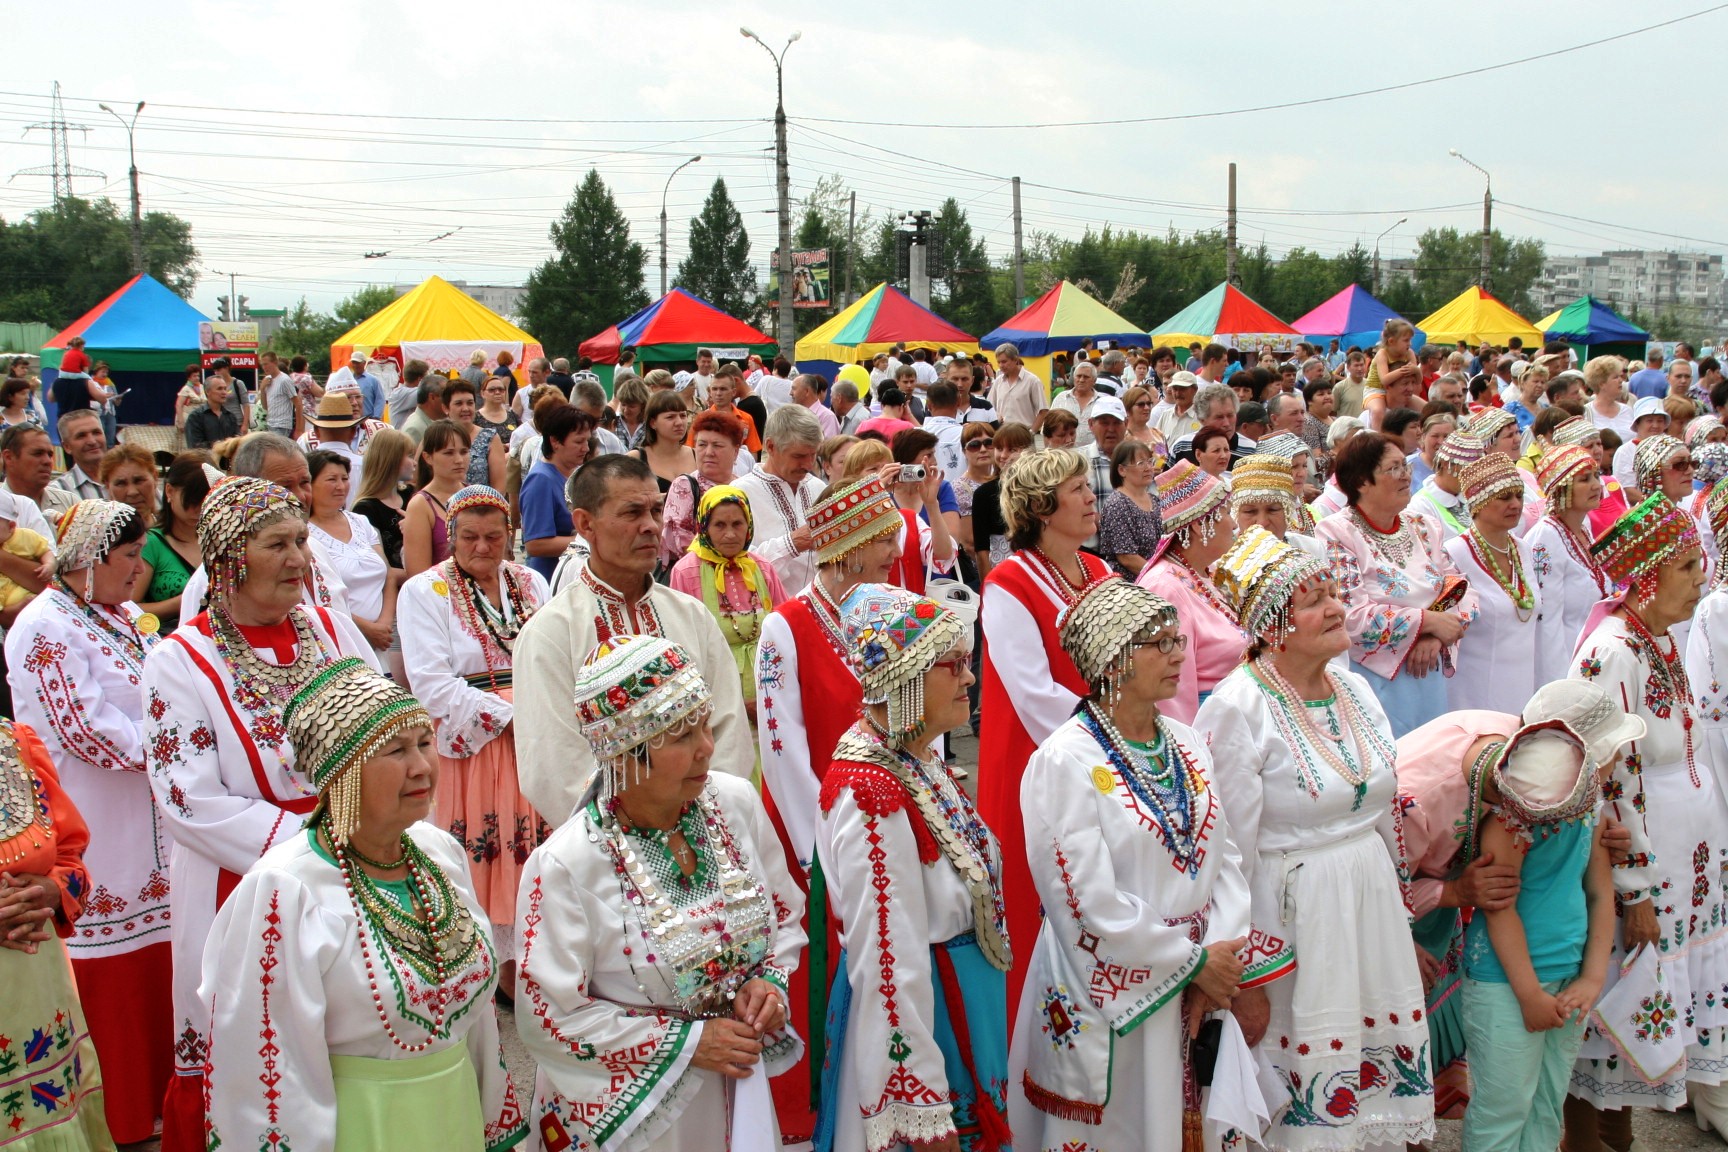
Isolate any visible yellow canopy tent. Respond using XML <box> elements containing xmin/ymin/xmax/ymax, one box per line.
<box><xmin>795</xmin><ymin>283</ymin><xmax>978</xmax><ymax>364</ymax></box>
<box><xmin>331</xmin><ymin>275</ymin><xmax>544</xmax><ymax>376</ymax></box>
<box><xmin>1416</xmin><ymin>287</ymin><xmax>1543</xmax><ymax>347</ymax></box>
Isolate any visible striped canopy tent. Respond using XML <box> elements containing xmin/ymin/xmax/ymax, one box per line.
<box><xmin>40</xmin><ymin>274</ymin><xmax>210</xmax><ymax>427</ymax></box>
<box><xmin>1535</xmin><ymin>295</ymin><xmax>1649</xmax><ymax>363</ymax></box>
<box><xmin>579</xmin><ymin>289</ymin><xmax>777</xmax><ymax>368</ymax></box>
<box><xmin>979</xmin><ymin>280</ymin><xmax>1147</xmax><ymax>357</ymax></box>
<box><xmin>1289</xmin><ymin>284</ymin><xmax>1425</xmax><ymax>352</ymax></box>
<box><xmin>1149</xmin><ymin>282</ymin><xmax>1299</xmax><ymax>354</ymax></box>
<box><xmin>1416</xmin><ymin>286</ymin><xmax>1543</xmax><ymax>348</ymax></box>
<box><xmin>795</xmin><ymin>284</ymin><xmax>976</xmax><ymax>384</ymax></box>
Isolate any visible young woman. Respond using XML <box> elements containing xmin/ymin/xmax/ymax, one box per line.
<box><xmin>475</xmin><ymin>375</ymin><xmax>519</xmax><ymax>438</ymax></box>
<box><xmin>1445</xmin><ymin>453</ymin><xmax>1543</xmax><ymax>710</ymax></box>
<box><xmin>402</xmin><ymin>419</ymin><xmax>470</xmax><ymax>578</ymax></box>
<box><xmin>612</xmin><ymin>375</ymin><xmax>649</xmax><ymax>448</ymax></box>
<box><xmin>967</xmin><ymin>422</ymin><xmax>1034</xmax><ymax>577</ymax></box>
<box><xmin>350</xmin><ymin>426</ymin><xmax>416</xmax><ymax>571</ymax></box>
<box><xmin>1121</xmin><ymin>384</ymin><xmax>1166</xmax><ymax>453</ymax></box>
<box><xmin>1191</xmin><ymin>424</ymin><xmax>1234</xmax><ymax>484</ymax></box>
<box><xmin>0</xmin><ymin>377</ymin><xmax>36</xmax><ymax>428</ymax></box>
<box><xmin>443</xmin><ymin>379</ymin><xmax>506</xmax><ymax>490</ymax></box>
<box><xmin>817</xmin><ymin>433</ymin><xmax>861</xmax><ymax>484</ymax></box>
<box><xmin>951</xmin><ymin>423</ymin><xmax>995</xmax><ymax>573</ymax></box>
<box><xmin>133</xmin><ymin>454</ymin><xmax>209</xmax><ymax>634</ymax></box>
<box><xmin>633</xmin><ymin>390</ymin><xmax>697</xmax><ymax>493</ymax></box>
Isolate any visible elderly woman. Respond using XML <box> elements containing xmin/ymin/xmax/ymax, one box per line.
<box><xmin>0</xmin><ymin>717</ymin><xmax>111</xmax><ymax>1151</ymax></box>
<box><xmin>202</xmin><ymin>658</ymin><xmax>527</xmax><ymax>1152</ymax></box>
<box><xmin>142</xmin><ymin>474</ymin><xmax>378</xmax><ymax>1152</ymax></box>
<box><xmin>518</xmin><ymin>635</ymin><xmax>806</xmax><ymax>1152</ymax></box>
<box><xmin>1466</xmin><ymin>408</ymin><xmax>1544</xmax><ymax>535</ymax></box>
<box><xmin>1137</xmin><ymin>460</ymin><xmax>1249</xmax><ymax>725</ymax></box>
<box><xmin>978</xmin><ymin>448</ymin><xmax>1113</xmax><ymax>1008</ymax></box>
<box><xmin>306</xmin><ymin>450</ymin><xmax>395</xmax><ymax>653</ymax></box>
<box><xmin>1097</xmin><ymin>439</ymin><xmax>1163</xmax><ymax>577</ymax></box>
<box><xmin>134</xmin><ymin>453</ymin><xmax>209</xmax><ymax>635</ymax></box>
<box><xmin>99</xmin><ymin>443</ymin><xmax>159</xmax><ymax>522</ymax></box>
<box><xmin>1690</xmin><ymin>442</ymin><xmax>1728</xmax><ymax>564</ymax></box>
<box><xmin>670</xmin><ymin>484</ymin><xmax>787</xmax><ymax>733</ymax></box>
<box><xmin>1232</xmin><ymin>453</ymin><xmax>1321</xmax><ymax>556</ymax></box>
<box><xmin>820</xmin><ymin>584</ymin><xmax>1009</xmax><ymax>1152</ymax></box>
<box><xmin>1011</xmin><ymin>577</ymin><xmax>1252</xmax><ymax>1152</ymax></box>
<box><xmin>1526</xmin><ymin>445</ymin><xmax>1614</xmax><ymax>686</ymax></box>
<box><xmin>1313</xmin><ymin>432</ymin><xmax>1479</xmax><ymax>736</ymax></box>
<box><xmin>1568</xmin><ymin>495</ymin><xmax>1728</xmax><ymax>1142</ymax></box>
<box><xmin>1445</xmin><ymin>453</ymin><xmax>1545</xmax><ymax>710</ymax></box>
<box><xmin>398</xmin><ymin>485</ymin><xmax>551</xmax><ymax>985</ymax></box>
<box><xmin>1197</xmin><ymin>526</ymin><xmax>1435</xmax><ymax>1152</ymax></box>
<box><xmin>755</xmin><ymin>474</ymin><xmax>904</xmax><ymax>1145</ymax></box>
<box><xmin>664</xmin><ymin>410</ymin><xmax>749</xmax><ymax>569</ymax></box>
<box><xmin>5</xmin><ymin>501</ymin><xmax>168</xmax><ymax>1144</ymax></box>
<box><xmin>1407</xmin><ymin>429</ymin><xmax>1483</xmax><ymax>542</ymax></box>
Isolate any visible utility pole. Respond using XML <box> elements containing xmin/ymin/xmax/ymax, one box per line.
<box><xmin>742</xmin><ymin>28</ymin><xmax>802</xmax><ymax>351</ymax></box>
<box><xmin>1011</xmin><ymin>176</ymin><xmax>1025</xmax><ymax>306</ymax></box>
<box><xmin>99</xmin><ymin>100</ymin><xmax>146</xmax><ymax>276</ymax></box>
<box><xmin>1225</xmin><ymin>163</ymin><xmax>1239</xmax><ymax>286</ymax></box>
<box><xmin>19</xmin><ymin>82</ymin><xmax>101</xmax><ymax>203</ymax></box>
<box><xmin>659</xmin><ymin>155</ymin><xmax>702</xmax><ymax>298</ymax></box>
<box><xmin>845</xmin><ymin>191</ymin><xmax>856</xmax><ymax>307</ymax></box>
<box><xmin>907</xmin><ymin>212</ymin><xmax>933</xmax><ymax>307</ymax></box>
<box><xmin>1372</xmin><ymin>217</ymin><xmax>1407</xmax><ymax>297</ymax></box>
<box><xmin>1449</xmin><ymin>149</ymin><xmax>1493</xmax><ymax>292</ymax></box>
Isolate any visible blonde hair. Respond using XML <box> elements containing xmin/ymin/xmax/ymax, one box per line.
<box><xmin>355</xmin><ymin>426</ymin><xmax>414</xmax><ymax>504</ymax></box>
<box><xmin>841</xmin><ymin>438</ymin><xmax>893</xmax><ymax>478</ymax></box>
<box><xmin>1002</xmin><ymin>448</ymin><xmax>1087</xmax><ymax>550</ymax></box>
<box><xmin>643</xmin><ymin>369</ymin><xmax>676</xmax><ymax>391</ymax></box>
<box><xmin>1583</xmin><ymin>356</ymin><xmax>1625</xmax><ymax>393</ymax></box>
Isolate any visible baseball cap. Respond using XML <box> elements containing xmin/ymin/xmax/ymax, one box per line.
<box><xmin>1090</xmin><ymin>396</ymin><xmax>1127</xmax><ymax>421</ymax></box>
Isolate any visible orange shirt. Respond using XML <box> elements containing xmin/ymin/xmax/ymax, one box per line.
<box><xmin>688</xmin><ymin>405</ymin><xmax>760</xmax><ymax>454</ymax></box>
<box><xmin>0</xmin><ymin>722</ymin><xmax>90</xmax><ymax>937</ymax></box>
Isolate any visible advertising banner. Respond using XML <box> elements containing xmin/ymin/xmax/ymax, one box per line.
<box><xmin>769</xmin><ymin>248</ymin><xmax>832</xmax><ymax>309</ymax></box>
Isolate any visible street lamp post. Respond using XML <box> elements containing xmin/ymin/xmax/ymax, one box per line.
<box><xmin>741</xmin><ymin>27</ymin><xmax>801</xmax><ymax>354</ymax></box>
<box><xmin>1448</xmin><ymin>149</ymin><xmax>1493</xmax><ymax>292</ymax></box>
<box><xmin>1372</xmin><ymin>217</ymin><xmax>1408</xmax><ymax>296</ymax></box>
<box><xmin>660</xmin><ymin>155</ymin><xmax>702</xmax><ymax>298</ymax></box>
<box><xmin>99</xmin><ymin>100</ymin><xmax>146</xmax><ymax>276</ymax></box>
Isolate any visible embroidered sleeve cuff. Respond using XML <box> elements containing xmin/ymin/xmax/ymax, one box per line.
<box><xmin>1110</xmin><ymin>945</ymin><xmax>1206</xmax><ymax>1037</ymax></box>
<box><xmin>1239</xmin><ymin>926</ymin><xmax>1296</xmax><ymax>989</ymax></box>
<box><xmin>862</xmin><ymin>1100</ymin><xmax>956</xmax><ymax>1152</ymax></box>
<box><xmin>754</xmin><ymin>963</ymin><xmax>791</xmax><ymax>994</ymax></box>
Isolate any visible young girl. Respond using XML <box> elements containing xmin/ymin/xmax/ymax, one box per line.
<box><xmin>1364</xmin><ymin>318</ymin><xmax>1422</xmax><ymax>432</ymax></box>
<box><xmin>1459</xmin><ymin>721</ymin><xmax>1618</xmax><ymax>1152</ymax></box>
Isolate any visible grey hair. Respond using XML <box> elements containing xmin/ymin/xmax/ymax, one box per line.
<box><xmin>833</xmin><ymin>380</ymin><xmax>860</xmax><ymax>403</ymax></box>
<box><xmin>1301</xmin><ymin>357</ymin><xmax>1326</xmax><ymax>375</ymax></box>
<box><xmin>1268</xmin><ymin>391</ymin><xmax>1305</xmax><ymax>418</ymax></box>
<box><xmin>994</xmin><ymin>342</ymin><xmax>1022</xmax><ymax>360</ymax></box>
<box><xmin>232</xmin><ymin>432</ymin><xmax>305</xmax><ymax>479</ymax></box>
<box><xmin>571</xmin><ymin>379</ymin><xmax>607</xmax><ymax>412</ymax></box>
<box><xmin>763</xmin><ymin>403</ymin><xmax>823</xmax><ymax>450</ymax></box>
<box><xmin>1194</xmin><ymin>382</ymin><xmax>1238</xmax><ymax>417</ymax></box>
<box><xmin>1099</xmin><ymin>350</ymin><xmax>1127</xmax><ymax>373</ymax></box>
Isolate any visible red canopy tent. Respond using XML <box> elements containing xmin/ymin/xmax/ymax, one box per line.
<box><xmin>578</xmin><ymin>289</ymin><xmax>777</xmax><ymax>366</ymax></box>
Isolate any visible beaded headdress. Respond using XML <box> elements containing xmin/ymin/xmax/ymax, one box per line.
<box><xmin>1633</xmin><ymin>434</ymin><xmax>1687</xmax><ymax>494</ymax></box>
<box><xmin>1550</xmin><ymin>418</ymin><xmax>1601</xmax><ymax>449</ymax></box>
<box><xmin>1467</xmin><ymin>408</ymin><xmax>1517</xmax><ymax>447</ymax></box>
<box><xmin>283</xmin><ymin>657</ymin><xmax>432</xmax><ymax>845</ymax></box>
<box><xmin>1695</xmin><ymin>442</ymin><xmax>1728</xmax><ymax>492</ymax></box>
<box><xmin>446</xmin><ymin>484</ymin><xmax>510</xmax><ymax>526</ymax></box>
<box><xmin>1687</xmin><ymin>416</ymin><xmax>1724</xmax><ymax>450</ymax></box>
<box><xmin>196</xmin><ymin>475</ymin><xmax>306</xmax><ymax>606</ymax></box>
<box><xmin>1212</xmin><ymin>525</ymin><xmax>1329</xmax><ymax>643</ymax></box>
<box><xmin>1229</xmin><ymin>455</ymin><xmax>1301</xmax><ymax>520</ymax></box>
<box><xmin>53</xmin><ymin>499</ymin><xmax>137</xmax><ymax>578</ymax></box>
<box><xmin>1459</xmin><ymin>452</ymin><xmax>1525</xmax><ymax>514</ymax></box>
<box><xmin>1490</xmin><ymin>720</ymin><xmax>1596</xmax><ymax>843</ymax></box>
<box><xmin>810</xmin><ymin>475</ymin><xmax>900</xmax><ymax>567</ymax></box>
<box><xmin>840</xmin><ymin>583</ymin><xmax>968</xmax><ymax>746</ymax></box>
<box><xmin>1592</xmin><ymin>492</ymin><xmax>1700</xmax><ymax>588</ymax></box>
<box><xmin>1253</xmin><ymin>432</ymin><xmax>1308</xmax><ymax>459</ymax></box>
<box><xmin>1154</xmin><ymin>459</ymin><xmax>1229</xmax><ymax>545</ymax></box>
<box><xmin>1707</xmin><ymin>478</ymin><xmax>1728</xmax><ymax>553</ymax></box>
<box><xmin>1057</xmin><ymin>575</ymin><xmax>1178</xmax><ymax>703</ymax></box>
<box><xmin>1434</xmin><ymin>430</ymin><xmax>1486</xmax><ymax>472</ymax></box>
<box><xmin>574</xmin><ymin>635</ymin><xmax>714</xmax><ymax>795</ymax></box>
<box><xmin>1535</xmin><ymin>444</ymin><xmax>1596</xmax><ymax>507</ymax></box>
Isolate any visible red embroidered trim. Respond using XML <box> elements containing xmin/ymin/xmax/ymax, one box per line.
<box><xmin>820</xmin><ymin>763</ymin><xmax>939</xmax><ymax>863</ymax></box>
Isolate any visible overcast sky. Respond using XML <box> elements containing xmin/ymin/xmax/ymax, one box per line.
<box><xmin>3</xmin><ymin>0</ymin><xmax>1720</xmax><ymax>320</ymax></box>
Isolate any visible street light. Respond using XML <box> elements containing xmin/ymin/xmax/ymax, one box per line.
<box><xmin>99</xmin><ymin>100</ymin><xmax>146</xmax><ymax>276</ymax></box>
<box><xmin>741</xmin><ymin>27</ymin><xmax>801</xmax><ymax>353</ymax></box>
<box><xmin>1372</xmin><ymin>217</ymin><xmax>1408</xmax><ymax>296</ymax></box>
<box><xmin>1449</xmin><ymin>148</ymin><xmax>1493</xmax><ymax>291</ymax></box>
<box><xmin>660</xmin><ymin>155</ymin><xmax>702</xmax><ymax>298</ymax></box>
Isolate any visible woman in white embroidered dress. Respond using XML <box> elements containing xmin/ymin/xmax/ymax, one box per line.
<box><xmin>1568</xmin><ymin>493</ymin><xmax>1728</xmax><ymax>1143</ymax></box>
<box><xmin>1464</xmin><ymin>408</ymin><xmax>1544</xmax><ymax>536</ymax></box>
<box><xmin>1312</xmin><ymin>432</ymin><xmax>1478</xmax><ymax>737</ymax></box>
<box><xmin>305</xmin><ymin>449</ymin><xmax>395</xmax><ymax>655</ymax></box>
<box><xmin>1197</xmin><ymin>526</ymin><xmax>1436</xmax><ymax>1152</ymax></box>
<box><xmin>1010</xmin><ymin>576</ymin><xmax>1257</xmax><ymax>1152</ymax></box>
<box><xmin>202</xmin><ymin>658</ymin><xmax>527</xmax><ymax>1152</ymax></box>
<box><xmin>517</xmin><ymin>635</ymin><xmax>806</xmax><ymax>1152</ymax></box>
<box><xmin>819</xmin><ymin>583</ymin><xmax>1010</xmax><ymax>1152</ymax></box>
<box><xmin>4</xmin><ymin>499</ymin><xmax>169</xmax><ymax>1145</ymax></box>
<box><xmin>1444</xmin><ymin>453</ymin><xmax>1544</xmax><ymax>713</ymax></box>
<box><xmin>1687</xmin><ymin>480</ymin><xmax>1728</xmax><ymax>806</ymax></box>
<box><xmin>398</xmin><ymin>484</ymin><xmax>550</xmax><ymax>994</ymax></box>
<box><xmin>142</xmin><ymin>474</ymin><xmax>378</xmax><ymax>1152</ymax></box>
<box><xmin>1526</xmin><ymin>445</ymin><xmax>1614</xmax><ymax>686</ymax></box>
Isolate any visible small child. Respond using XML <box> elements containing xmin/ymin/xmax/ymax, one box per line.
<box><xmin>0</xmin><ymin>491</ymin><xmax>55</xmax><ymax>608</ymax></box>
<box><xmin>1459</xmin><ymin>721</ymin><xmax>1617</xmax><ymax>1152</ymax></box>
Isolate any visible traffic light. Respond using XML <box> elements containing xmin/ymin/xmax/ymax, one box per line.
<box><xmin>217</xmin><ymin>296</ymin><xmax>231</xmax><ymax>322</ymax></box>
<box><xmin>237</xmin><ymin>295</ymin><xmax>250</xmax><ymax>319</ymax></box>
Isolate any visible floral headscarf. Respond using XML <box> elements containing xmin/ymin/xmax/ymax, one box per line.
<box><xmin>689</xmin><ymin>484</ymin><xmax>765</xmax><ymax>595</ymax></box>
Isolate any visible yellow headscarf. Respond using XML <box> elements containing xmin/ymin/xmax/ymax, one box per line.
<box><xmin>689</xmin><ymin>484</ymin><xmax>766</xmax><ymax>595</ymax></box>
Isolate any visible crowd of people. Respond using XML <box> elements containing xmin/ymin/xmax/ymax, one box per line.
<box><xmin>2</xmin><ymin>325</ymin><xmax>1725</xmax><ymax>1152</ymax></box>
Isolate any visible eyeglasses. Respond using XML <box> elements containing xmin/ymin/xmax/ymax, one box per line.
<box><xmin>1131</xmin><ymin>634</ymin><xmax>1188</xmax><ymax>654</ymax></box>
<box><xmin>1671</xmin><ymin>458</ymin><xmax>1695</xmax><ymax>472</ymax></box>
<box><xmin>965</xmin><ymin>439</ymin><xmax>994</xmax><ymax>451</ymax></box>
<box><xmin>1132</xmin><ymin>401</ymin><xmax>1154</xmax><ymax>409</ymax></box>
<box><xmin>1377</xmin><ymin>460</ymin><xmax>1412</xmax><ymax>478</ymax></box>
<box><xmin>931</xmin><ymin>653</ymin><xmax>972</xmax><ymax>676</ymax></box>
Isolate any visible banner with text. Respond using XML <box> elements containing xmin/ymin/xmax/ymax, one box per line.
<box><xmin>769</xmin><ymin>248</ymin><xmax>832</xmax><ymax>309</ymax></box>
<box><xmin>199</xmin><ymin>321</ymin><xmax>260</xmax><ymax>370</ymax></box>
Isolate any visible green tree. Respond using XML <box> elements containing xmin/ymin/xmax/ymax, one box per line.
<box><xmin>928</xmin><ymin>198</ymin><xmax>1000</xmax><ymax>337</ymax></box>
<box><xmin>0</xmin><ymin>196</ymin><xmax>198</xmax><ymax>326</ymax></box>
<box><xmin>332</xmin><ymin>285</ymin><xmax>397</xmax><ymax>332</ymax></box>
<box><xmin>521</xmin><ymin>170</ymin><xmax>649</xmax><ymax>357</ymax></box>
<box><xmin>676</xmin><ymin>178</ymin><xmax>758</xmax><ymax>320</ymax></box>
<box><xmin>263</xmin><ymin>286</ymin><xmax>397</xmax><ymax>365</ymax></box>
<box><xmin>1410</xmin><ymin>228</ymin><xmax>1546</xmax><ymax>316</ymax></box>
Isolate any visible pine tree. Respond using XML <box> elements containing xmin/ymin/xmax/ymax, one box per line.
<box><xmin>676</xmin><ymin>179</ymin><xmax>758</xmax><ymax>319</ymax></box>
<box><xmin>521</xmin><ymin>170</ymin><xmax>649</xmax><ymax>357</ymax></box>
<box><xmin>929</xmin><ymin>198</ymin><xmax>1000</xmax><ymax>337</ymax></box>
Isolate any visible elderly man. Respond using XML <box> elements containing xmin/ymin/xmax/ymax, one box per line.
<box><xmin>832</xmin><ymin>379</ymin><xmax>867</xmax><ymax>436</ymax></box>
<box><xmin>185</xmin><ymin>374</ymin><xmax>243</xmax><ymax>451</ymax></box>
<box><xmin>792</xmin><ymin>372</ymin><xmax>839</xmax><ymax>437</ymax></box>
<box><xmin>734</xmin><ymin>405</ymin><xmax>825</xmax><ymax>594</ymax></box>
<box><xmin>989</xmin><ymin>342</ymin><xmax>1047</xmax><ymax>429</ymax></box>
<box><xmin>1151</xmin><ymin>370</ymin><xmax>1203</xmax><ymax>441</ymax></box>
<box><xmin>50</xmin><ymin>409</ymin><xmax>108</xmax><ymax>503</ymax></box>
<box><xmin>570</xmin><ymin>378</ymin><xmax>627</xmax><ymax>455</ymax></box>
<box><xmin>1266</xmin><ymin>390</ymin><xmax>1307</xmax><ymax>441</ymax></box>
<box><xmin>1095</xmin><ymin>348</ymin><xmax>1129</xmax><ymax>396</ymax></box>
<box><xmin>512</xmin><ymin>453</ymin><xmax>750</xmax><ymax>822</ymax></box>
<box><xmin>299</xmin><ymin>393</ymin><xmax>365</xmax><ymax>475</ymax></box>
<box><xmin>1429</xmin><ymin>372</ymin><xmax>1467</xmax><ymax>413</ymax></box>
<box><xmin>174</xmin><ymin>433</ymin><xmax>353</xmax><ymax>615</ymax></box>
<box><xmin>1079</xmin><ymin>395</ymin><xmax>1129</xmax><ymax>508</ymax></box>
<box><xmin>1628</xmin><ymin>346</ymin><xmax>1668</xmax><ymax>399</ymax></box>
<box><xmin>1051</xmin><ymin>360</ymin><xmax>1110</xmax><ymax>446</ymax></box>
<box><xmin>341</xmin><ymin>349</ymin><xmax>386</xmax><ymax>420</ymax></box>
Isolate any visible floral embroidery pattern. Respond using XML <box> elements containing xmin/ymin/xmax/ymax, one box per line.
<box><xmin>1579</xmin><ymin>656</ymin><xmax>1604</xmax><ymax>679</ymax></box>
<box><xmin>1634</xmin><ymin>991</ymin><xmax>1678</xmax><ymax>1042</ymax></box>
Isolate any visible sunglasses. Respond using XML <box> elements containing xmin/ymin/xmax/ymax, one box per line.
<box><xmin>965</xmin><ymin>439</ymin><xmax>994</xmax><ymax>451</ymax></box>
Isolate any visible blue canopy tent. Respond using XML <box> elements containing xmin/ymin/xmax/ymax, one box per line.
<box><xmin>1289</xmin><ymin>284</ymin><xmax>1425</xmax><ymax>352</ymax></box>
<box><xmin>40</xmin><ymin>275</ymin><xmax>210</xmax><ymax>429</ymax></box>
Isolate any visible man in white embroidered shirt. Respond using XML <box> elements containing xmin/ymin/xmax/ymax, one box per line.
<box><xmin>734</xmin><ymin>404</ymin><xmax>826</xmax><ymax>595</ymax></box>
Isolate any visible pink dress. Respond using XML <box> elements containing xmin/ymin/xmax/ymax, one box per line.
<box><xmin>1136</xmin><ymin>554</ymin><xmax>1250</xmax><ymax>725</ymax></box>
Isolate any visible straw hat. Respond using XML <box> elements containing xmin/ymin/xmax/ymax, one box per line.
<box><xmin>308</xmin><ymin>391</ymin><xmax>363</xmax><ymax>429</ymax></box>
